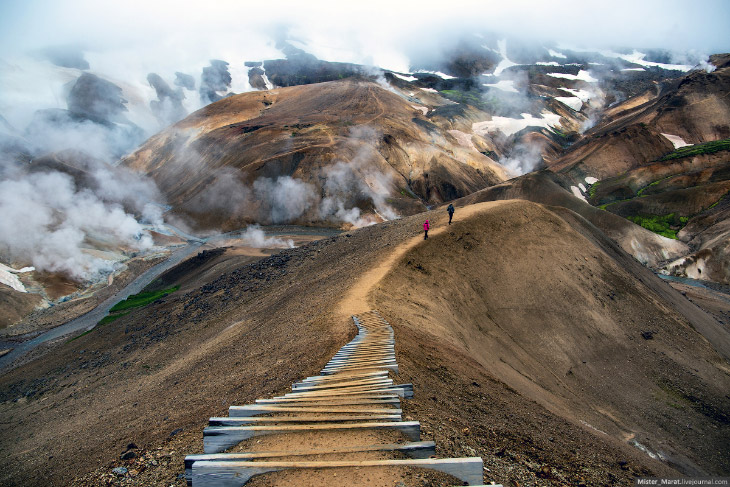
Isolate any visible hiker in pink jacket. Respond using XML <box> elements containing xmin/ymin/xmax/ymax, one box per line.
<box><xmin>423</xmin><ymin>219</ymin><xmax>430</xmax><ymax>240</ymax></box>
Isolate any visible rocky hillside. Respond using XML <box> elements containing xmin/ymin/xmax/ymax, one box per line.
<box><xmin>550</xmin><ymin>54</ymin><xmax>730</xmax><ymax>284</ymax></box>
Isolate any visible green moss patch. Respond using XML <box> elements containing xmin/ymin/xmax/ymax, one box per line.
<box><xmin>109</xmin><ymin>286</ymin><xmax>179</xmax><ymax>313</ymax></box>
<box><xmin>627</xmin><ymin>213</ymin><xmax>684</xmax><ymax>239</ymax></box>
<box><xmin>658</xmin><ymin>138</ymin><xmax>730</xmax><ymax>162</ymax></box>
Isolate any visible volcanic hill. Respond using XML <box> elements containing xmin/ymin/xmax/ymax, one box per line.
<box><xmin>122</xmin><ymin>79</ymin><xmax>510</xmax><ymax>231</ymax></box>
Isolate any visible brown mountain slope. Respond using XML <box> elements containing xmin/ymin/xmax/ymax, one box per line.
<box><xmin>551</xmin><ymin>55</ymin><xmax>730</xmax><ymax>179</ymax></box>
<box><xmin>541</xmin><ymin>55</ymin><xmax>730</xmax><ymax>285</ymax></box>
<box><xmin>372</xmin><ymin>201</ymin><xmax>730</xmax><ymax>475</ymax></box>
<box><xmin>2</xmin><ymin>200</ymin><xmax>728</xmax><ymax>485</ymax></box>
<box><xmin>122</xmin><ymin>79</ymin><xmax>509</xmax><ymax>231</ymax></box>
<box><xmin>455</xmin><ymin>170</ymin><xmax>688</xmax><ymax>267</ymax></box>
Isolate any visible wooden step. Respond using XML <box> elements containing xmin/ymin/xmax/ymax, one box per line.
<box><xmin>282</xmin><ymin>385</ymin><xmax>413</xmax><ymax>399</ymax></box>
<box><xmin>191</xmin><ymin>457</ymin><xmax>484</xmax><ymax>486</ymax></box>
<box><xmin>228</xmin><ymin>405</ymin><xmax>401</xmax><ymax>417</ymax></box>
<box><xmin>184</xmin><ymin>441</ymin><xmax>436</xmax><ymax>482</ymax></box>
<box><xmin>291</xmin><ymin>377</ymin><xmax>393</xmax><ymax>391</ymax></box>
<box><xmin>253</xmin><ymin>397</ymin><xmax>401</xmax><ymax>407</ymax></box>
<box><xmin>321</xmin><ymin>364</ymin><xmax>399</xmax><ymax>375</ymax></box>
<box><xmin>208</xmin><ymin>414</ymin><xmax>402</xmax><ymax>426</ymax></box>
<box><xmin>298</xmin><ymin>370</ymin><xmax>389</xmax><ymax>383</ymax></box>
<box><xmin>203</xmin><ymin>421</ymin><xmax>421</xmax><ymax>453</ymax></box>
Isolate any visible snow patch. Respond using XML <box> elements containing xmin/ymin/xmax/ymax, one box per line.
<box><xmin>491</xmin><ymin>39</ymin><xmax>520</xmax><ymax>76</ymax></box>
<box><xmin>420</xmin><ymin>87</ymin><xmax>438</xmax><ymax>93</ymax></box>
<box><xmin>578</xmin><ymin>183</ymin><xmax>587</xmax><ymax>193</ymax></box>
<box><xmin>536</xmin><ymin>61</ymin><xmax>560</xmax><ymax>66</ymax></box>
<box><xmin>585</xmin><ymin>177</ymin><xmax>599</xmax><ymax>185</ymax></box>
<box><xmin>411</xmin><ymin>105</ymin><xmax>428</xmax><ymax>115</ymax></box>
<box><xmin>571</xmin><ymin>186</ymin><xmax>587</xmax><ymax>201</ymax></box>
<box><xmin>0</xmin><ymin>263</ymin><xmax>33</xmax><ymax>293</ymax></box>
<box><xmin>559</xmin><ymin>87</ymin><xmax>593</xmax><ymax>102</ymax></box>
<box><xmin>547</xmin><ymin>70</ymin><xmax>598</xmax><ymax>82</ymax></box>
<box><xmin>261</xmin><ymin>72</ymin><xmax>274</xmax><ymax>90</ymax></box>
<box><xmin>483</xmin><ymin>79</ymin><xmax>519</xmax><ymax>93</ymax></box>
<box><xmin>661</xmin><ymin>133</ymin><xmax>693</xmax><ymax>149</ymax></box>
<box><xmin>415</xmin><ymin>70</ymin><xmax>456</xmax><ymax>79</ymax></box>
<box><xmin>621</xmin><ymin>68</ymin><xmax>645</xmax><ymax>72</ymax></box>
<box><xmin>392</xmin><ymin>72</ymin><xmax>417</xmax><ymax>82</ymax></box>
<box><xmin>555</xmin><ymin>96</ymin><xmax>582</xmax><ymax>111</ymax></box>
<box><xmin>548</xmin><ymin>49</ymin><xmax>567</xmax><ymax>59</ymax></box>
<box><xmin>617</xmin><ymin>50</ymin><xmax>693</xmax><ymax>72</ymax></box>
<box><xmin>472</xmin><ymin>112</ymin><xmax>562</xmax><ymax>137</ymax></box>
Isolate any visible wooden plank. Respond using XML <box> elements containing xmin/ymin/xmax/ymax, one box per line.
<box><xmin>299</xmin><ymin>370</ymin><xmax>389</xmax><ymax>383</ymax></box>
<box><xmin>208</xmin><ymin>414</ymin><xmax>402</xmax><ymax>426</ymax></box>
<box><xmin>203</xmin><ymin>421</ymin><xmax>421</xmax><ymax>453</ymax></box>
<box><xmin>192</xmin><ymin>457</ymin><xmax>483</xmax><ymax>486</ymax></box>
<box><xmin>185</xmin><ymin>441</ymin><xmax>436</xmax><ymax>479</ymax></box>
<box><xmin>320</xmin><ymin>364</ymin><xmax>398</xmax><ymax>375</ymax></box>
<box><xmin>253</xmin><ymin>397</ymin><xmax>401</xmax><ymax>407</ymax></box>
<box><xmin>291</xmin><ymin>377</ymin><xmax>393</xmax><ymax>391</ymax></box>
<box><xmin>283</xmin><ymin>386</ymin><xmax>408</xmax><ymax>399</ymax></box>
<box><xmin>228</xmin><ymin>405</ymin><xmax>401</xmax><ymax>417</ymax></box>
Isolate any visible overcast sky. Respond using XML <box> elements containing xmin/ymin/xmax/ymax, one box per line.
<box><xmin>1</xmin><ymin>0</ymin><xmax>727</xmax><ymax>132</ymax></box>
<box><xmin>1</xmin><ymin>0</ymin><xmax>729</xmax><ymax>68</ymax></box>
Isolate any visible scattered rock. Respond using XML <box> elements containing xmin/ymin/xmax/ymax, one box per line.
<box><xmin>112</xmin><ymin>466</ymin><xmax>128</xmax><ymax>476</ymax></box>
<box><xmin>120</xmin><ymin>450</ymin><xmax>135</xmax><ymax>460</ymax></box>
<box><xmin>641</xmin><ymin>331</ymin><xmax>654</xmax><ymax>340</ymax></box>
<box><xmin>169</xmin><ymin>428</ymin><xmax>183</xmax><ymax>438</ymax></box>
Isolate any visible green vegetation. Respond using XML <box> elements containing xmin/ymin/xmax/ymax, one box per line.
<box><xmin>627</xmin><ymin>213</ymin><xmax>685</xmax><ymax>239</ymax></box>
<box><xmin>98</xmin><ymin>312</ymin><xmax>130</xmax><ymax>326</ymax></box>
<box><xmin>658</xmin><ymin>138</ymin><xmax>730</xmax><ymax>162</ymax></box>
<box><xmin>109</xmin><ymin>286</ymin><xmax>179</xmax><ymax>313</ymax></box>
<box><xmin>588</xmin><ymin>181</ymin><xmax>600</xmax><ymax>198</ymax></box>
<box><xmin>637</xmin><ymin>177</ymin><xmax>670</xmax><ymax>197</ymax></box>
<box><xmin>65</xmin><ymin>287</ymin><xmax>178</xmax><ymax>343</ymax></box>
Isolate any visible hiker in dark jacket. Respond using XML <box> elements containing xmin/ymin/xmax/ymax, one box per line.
<box><xmin>447</xmin><ymin>204</ymin><xmax>455</xmax><ymax>224</ymax></box>
<box><xmin>423</xmin><ymin>219</ymin><xmax>430</xmax><ymax>239</ymax></box>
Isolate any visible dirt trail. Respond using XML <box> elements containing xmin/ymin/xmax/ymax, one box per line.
<box><xmin>337</xmin><ymin>202</ymin><xmax>502</xmax><ymax>319</ymax></box>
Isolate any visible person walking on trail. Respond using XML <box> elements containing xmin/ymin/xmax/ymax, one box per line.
<box><xmin>423</xmin><ymin>219</ymin><xmax>430</xmax><ymax>240</ymax></box>
<box><xmin>447</xmin><ymin>204</ymin><xmax>455</xmax><ymax>224</ymax></box>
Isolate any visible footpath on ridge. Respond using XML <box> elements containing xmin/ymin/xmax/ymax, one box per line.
<box><xmin>185</xmin><ymin>206</ymin><xmax>505</xmax><ymax>485</ymax></box>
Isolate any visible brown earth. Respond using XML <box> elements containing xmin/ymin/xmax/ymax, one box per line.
<box><xmin>0</xmin><ymin>289</ymin><xmax>44</xmax><ymax>331</ymax></box>
<box><xmin>1</xmin><ymin>200</ymin><xmax>729</xmax><ymax>487</ymax></box>
<box><xmin>530</xmin><ymin>55</ymin><xmax>730</xmax><ymax>286</ymax></box>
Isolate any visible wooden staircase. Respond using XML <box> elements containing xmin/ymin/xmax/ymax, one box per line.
<box><xmin>185</xmin><ymin>310</ymin><xmax>498</xmax><ymax>486</ymax></box>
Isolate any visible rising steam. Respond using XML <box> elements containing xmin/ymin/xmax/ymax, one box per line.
<box><xmin>0</xmin><ymin>164</ymin><xmax>161</xmax><ymax>280</ymax></box>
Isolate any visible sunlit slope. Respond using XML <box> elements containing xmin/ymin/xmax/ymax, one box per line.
<box><xmin>373</xmin><ymin>200</ymin><xmax>730</xmax><ymax>475</ymax></box>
